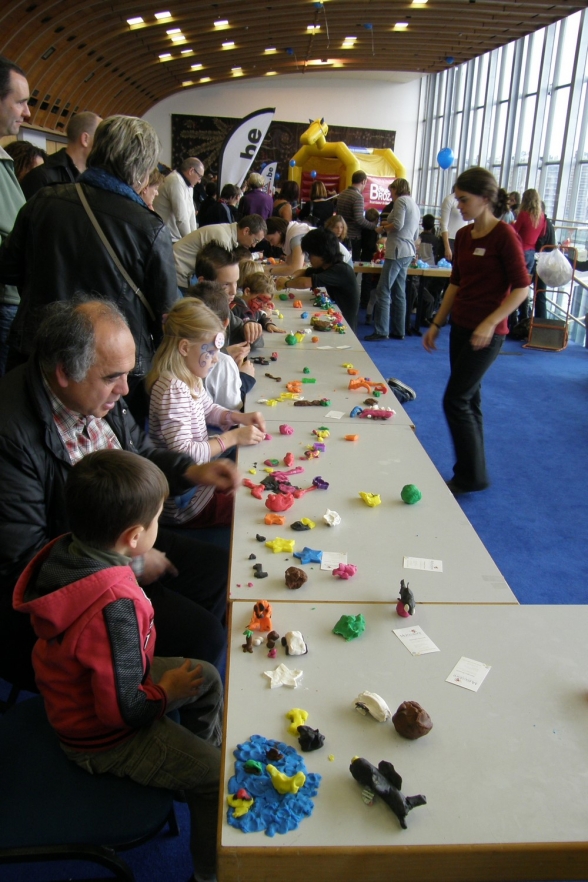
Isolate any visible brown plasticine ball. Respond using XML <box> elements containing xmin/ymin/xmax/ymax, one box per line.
<box><xmin>392</xmin><ymin>700</ymin><xmax>433</xmax><ymax>739</ymax></box>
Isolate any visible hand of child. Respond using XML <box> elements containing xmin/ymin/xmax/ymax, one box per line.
<box><xmin>138</xmin><ymin>549</ymin><xmax>179</xmax><ymax>585</ymax></box>
<box><xmin>241</xmin><ymin>411</ymin><xmax>266</xmax><ymax>432</ymax></box>
<box><xmin>240</xmin><ymin>360</ymin><xmax>255</xmax><ymax>377</ymax></box>
<box><xmin>243</xmin><ymin>321</ymin><xmax>263</xmax><ymax>344</ymax></box>
<box><xmin>159</xmin><ymin>660</ymin><xmax>204</xmax><ymax>702</ymax></box>
<box><xmin>186</xmin><ymin>460</ymin><xmax>241</xmax><ymax>492</ymax></box>
<box><xmin>235</xmin><ymin>425</ymin><xmax>265</xmax><ymax>446</ymax></box>
<box><xmin>267</xmin><ymin>323</ymin><xmax>286</xmax><ymax>333</ymax></box>
<box><xmin>228</xmin><ymin>342</ymin><xmax>250</xmax><ymax>367</ymax></box>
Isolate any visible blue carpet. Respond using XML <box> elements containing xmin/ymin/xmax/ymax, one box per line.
<box><xmin>360</xmin><ymin>311</ymin><xmax>588</xmax><ymax>604</ymax></box>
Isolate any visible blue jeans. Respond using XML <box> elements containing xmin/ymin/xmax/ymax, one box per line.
<box><xmin>443</xmin><ymin>324</ymin><xmax>504</xmax><ymax>490</ymax></box>
<box><xmin>373</xmin><ymin>256</ymin><xmax>412</xmax><ymax>337</ymax></box>
<box><xmin>62</xmin><ymin>656</ymin><xmax>223</xmax><ymax>879</ymax></box>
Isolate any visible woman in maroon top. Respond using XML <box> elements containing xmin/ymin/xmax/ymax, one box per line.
<box><xmin>512</xmin><ymin>189</ymin><xmax>546</xmax><ymax>323</ymax></box>
<box><xmin>423</xmin><ymin>167</ymin><xmax>530</xmax><ymax>494</ymax></box>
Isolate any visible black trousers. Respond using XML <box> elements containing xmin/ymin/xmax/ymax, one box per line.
<box><xmin>443</xmin><ymin>324</ymin><xmax>504</xmax><ymax>491</ymax></box>
<box><xmin>0</xmin><ymin>528</ymin><xmax>229</xmax><ymax>693</ymax></box>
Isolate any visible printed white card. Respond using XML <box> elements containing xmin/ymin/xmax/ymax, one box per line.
<box><xmin>320</xmin><ymin>551</ymin><xmax>348</xmax><ymax>571</ymax></box>
<box><xmin>393</xmin><ymin>625</ymin><xmax>440</xmax><ymax>656</ymax></box>
<box><xmin>403</xmin><ymin>556</ymin><xmax>443</xmax><ymax>572</ymax></box>
<box><xmin>446</xmin><ymin>656</ymin><xmax>491</xmax><ymax>692</ymax></box>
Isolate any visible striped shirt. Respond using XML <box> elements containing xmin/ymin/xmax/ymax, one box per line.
<box><xmin>149</xmin><ymin>373</ymin><xmax>233</xmax><ymax>523</ymax></box>
<box><xmin>336</xmin><ymin>186</ymin><xmax>378</xmax><ymax>241</ymax></box>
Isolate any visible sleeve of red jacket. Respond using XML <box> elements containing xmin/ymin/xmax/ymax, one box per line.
<box><xmin>75</xmin><ymin>597</ymin><xmax>167</xmax><ymax>730</ymax></box>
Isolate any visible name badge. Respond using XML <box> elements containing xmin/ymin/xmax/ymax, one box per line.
<box><xmin>473</xmin><ymin>247</ymin><xmax>486</xmax><ymax>256</ymax></box>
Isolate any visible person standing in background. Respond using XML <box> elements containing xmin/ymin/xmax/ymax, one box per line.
<box><xmin>153</xmin><ymin>156</ymin><xmax>203</xmax><ymax>242</ymax></box>
<box><xmin>0</xmin><ymin>55</ymin><xmax>30</xmax><ymax>376</ymax></box>
<box><xmin>511</xmin><ymin>188</ymin><xmax>546</xmax><ymax>326</ymax></box>
<box><xmin>336</xmin><ymin>170</ymin><xmax>378</xmax><ymax>261</ymax></box>
<box><xmin>20</xmin><ymin>111</ymin><xmax>101</xmax><ymax>199</ymax></box>
<box><xmin>440</xmin><ymin>186</ymin><xmax>471</xmax><ymax>262</ymax></box>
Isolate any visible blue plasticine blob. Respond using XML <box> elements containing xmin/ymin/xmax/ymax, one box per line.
<box><xmin>227</xmin><ymin>734</ymin><xmax>321</xmax><ymax>836</ymax></box>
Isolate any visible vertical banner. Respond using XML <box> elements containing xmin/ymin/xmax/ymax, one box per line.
<box><xmin>217</xmin><ymin>107</ymin><xmax>275</xmax><ymax>190</ymax></box>
<box><xmin>260</xmin><ymin>162</ymin><xmax>278</xmax><ymax>193</ymax></box>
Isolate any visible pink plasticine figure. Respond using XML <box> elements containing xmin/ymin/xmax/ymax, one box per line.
<box><xmin>280</xmin><ymin>424</ymin><xmax>294</xmax><ymax>435</ymax></box>
<box><xmin>284</xmin><ymin>452</ymin><xmax>295</xmax><ymax>467</ymax></box>
<box><xmin>332</xmin><ymin>563</ymin><xmax>358</xmax><ymax>580</ymax></box>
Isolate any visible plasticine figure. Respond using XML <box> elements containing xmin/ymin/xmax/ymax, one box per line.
<box><xmin>242</xmin><ymin>629</ymin><xmax>254</xmax><ymax>653</ymax></box>
<box><xmin>297</xmin><ymin>725</ymin><xmax>325</xmax><ymax>752</ymax></box>
<box><xmin>248</xmin><ymin>600</ymin><xmax>273</xmax><ymax>632</ymax></box>
<box><xmin>396</xmin><ymin>579</ymin><xmax>415</xmax><ymax>617</ymax></box>
<box><xmin>349</xmin><ymin>757</ymin><xmax>427</xmax><ymax>829</ymax></box>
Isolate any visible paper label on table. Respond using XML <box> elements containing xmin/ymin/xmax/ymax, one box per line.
<box><xmin>403</xmin><ymin>556</ymin><xmax>443</xmax><ymax>572</ymax></box>
<box><xmin>325</xmin><ymin>411</ymin><xmax>345</xmax><ymax>420</ymax></box>
<box><xmin>446</xmin><ymin>656</ymin><xmax>491</xmax><ymax>692</ymax></box>
<box><xmin>393</xmin><ymin>625</ymin><xmax>440</xmax><ymax>656</ymax></box>
<box><xmin>316</xmin><ymin>345</ymin><xmax>334</xmax><ymax>350</ymax></box>
<box><xmin>320</xmin><ymin>551</ymin><xmax>348</xmax><ymax>571</ymax></box>
<box><xmin>336</xmin><ymin>345</ymin><xmax>351</xmax><ymax>349</ymax></box>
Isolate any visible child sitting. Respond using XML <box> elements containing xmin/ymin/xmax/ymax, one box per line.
<box><xmin>189</xmin><ymin>280</ymin><xmax>256</xmax><ymax>409</ymax></box>
<box><xmin>13</xmin><ymin>449</ymin><xmax>223</xmax><ymax>882</ymax></box>
<box><xmin>417</xmin><ymin>214</ymin><xmax>443</xmax><ymax>266</ymax></box>
<box><xmin>146</xmin><ymin>298</ymin><xmax>266</xmax><ymax>528</ymax></box>
<box><xmin>232</xmin><ymin>270</ymin><xmax>285</xmax><ymax>333</ymax></box>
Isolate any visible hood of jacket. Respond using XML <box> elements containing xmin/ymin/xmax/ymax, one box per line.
<box><xmin>13</xmin><ymin>535</ymin><xmax>133</xmax><ymax>641</ymax></box>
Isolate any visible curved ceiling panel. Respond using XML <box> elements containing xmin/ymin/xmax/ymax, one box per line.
<box><xmin>1</xmin><ymin>0</ymin><xmax>581</xmax><ymax>130</ymax></box>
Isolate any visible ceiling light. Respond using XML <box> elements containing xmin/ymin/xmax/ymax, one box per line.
<box><xmin>266</xmin><ymin>71</ymin><xmax>278</xmax><ymax>76</ymax></box>
<box><xmin>345</xmin><ymin>36</ymin><xmax>357</xmax><ymax>41</ymax></box>
<box><xmin>159</xmin><ymin>53</ymin><xmax>172</xmax><ymax>60</ymax></box>
<box><xmin>308</xmin><ymin>58</ymin><xmax>334</xmax><ymax>65</ymax></box>
<box><xmin>171</xmin><ymin>34</ymin><xmax>186</xmax><ymax>42</ymax></box>
<box><xmin>307</xmin><ymin>24</ymin><xmax>320</xmax><ymax>31</ymax></box>
<box><xmin>190</xmin><ymin>62</ymin><xmax>203</xmax><ymax>70</ymax></box>
<box><xmin>265</xmin><ymin>47</ymin><xmax>277</xmax><ymax>54</ymax></box>
<box><xmin>232</xmin><ymin>68</ymin><xmax>244</xmax><ymax>76</ymax></box>
<box><xmin>200</xmin><ymin>77</ymin><xmax>211</xmax><ymax>83</ymax></box>
<box><xmin>214</xmin><ymin>19</ymin><xmax>229</xmax><ymax>27</ymax></box>
<box><xmin>394</xmin><ymin>22</ymin><xmax>409</xmax><ymax>30</ymax></box>
<box><xmin>155</xmin><ymin>11</ymin><xmax>172</xmax><ymax>19</ymax></box>
<box><xmin>412</xmin><ymin>0</ymin><xmax>428</xmax><ymax>4</ymax></box>
<box><xmin>182</xmin><ymin>80</ymin><xmax>193</xmax><ymax>87</ymax></box>
<box><xmin>127</xmin><ymin>16</ymin><xmax>144</xmax><ymax>25</ymax></box>
<box><xmin>342</xmin><ymin>41</ymin><xmax>355</xmax><ymax>49</ymax></box>
<box><xmin>166</xmin><ymin>27</ymin><xmax>181</xmax><ymax>34</ymax></box>
<box><xmin>222</xmin><ymin>41</ymin><xmax>235</xmax><ymax>49</ymax></box>
<box><xmin>181</xmin><ymin>48</ymin><xmax>194</xmax><ymax>55</ymax></box>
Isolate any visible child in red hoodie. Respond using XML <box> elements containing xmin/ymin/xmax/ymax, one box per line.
<box><xmin>13</xmin><ymin>449</ymin><xmax>222</xmax><ymax>882</ymax></box>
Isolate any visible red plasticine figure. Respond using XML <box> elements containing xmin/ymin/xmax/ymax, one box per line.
<box><xmin>243</xmin><ymin>479</ymin><xmax>264</xmax><ymax>499</ymax></box>
<box><xmin>248</xmin><ymin>600</ymin><xmax>273</xmax><ymax>632</ymax></box>
<box><xmin>265</xmin><ymin>493</ymin><xmax>295</xmax><ymax>512</ymax></box>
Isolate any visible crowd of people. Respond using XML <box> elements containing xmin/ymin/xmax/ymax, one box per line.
<box><xmin>0</xmin><ymin>50</ymin><xmax>560</xmax><ymax>882</ymax></box>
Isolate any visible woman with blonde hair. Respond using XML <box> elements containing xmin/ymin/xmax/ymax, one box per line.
<box><xmin>512</xmin><ymin>188</ymin><xmax>546</xmax><ymax>323</ymax></box>
<box><xmin>147</xmin><ymin>297</ymin><xmax>266</xmax><ymax>527</ymax></box>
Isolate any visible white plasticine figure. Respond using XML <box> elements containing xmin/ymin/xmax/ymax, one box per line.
<box><xmin>354</xmin><ymin>691</ymin><xmax>393</xmax><ymax>723</ymax></box>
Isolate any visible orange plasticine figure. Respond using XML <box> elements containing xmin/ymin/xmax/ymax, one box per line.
<box><xmin>248</xmin><ymin>600</ymin><xmax>273</xmax><ymax>632</ymax></box>
<box><xmin>348</xmin><ymin>377</ymin><xmax>388</xmax><ymax>395</ymax></box>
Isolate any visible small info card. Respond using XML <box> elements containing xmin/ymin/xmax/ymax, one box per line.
<box><xmin>393</xmin><ymin>625</ymin><xmax>440</xmax><ymax>656</ymax></box>
<box><xmin>446</xmin><ymin>656</ymin><xmax>491</xmax><ymax>692</ymax></box>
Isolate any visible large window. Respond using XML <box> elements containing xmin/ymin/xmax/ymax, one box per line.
<box><xmin>414</xmin><ymin>8</ymin><xmax>588</xmax><ymax>242</ymax></box>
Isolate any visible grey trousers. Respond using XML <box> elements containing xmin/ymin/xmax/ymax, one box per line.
<box><xmin>62</xmin><ymin>657</ymin><xmax>223</xmax><ymax>878</ymax></box>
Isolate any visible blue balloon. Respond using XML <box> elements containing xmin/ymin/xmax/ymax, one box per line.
<box><xmin>289</xmin><ymin>159</ymin><xmax>296</xmax><ymax>167</ymax></box>
<box><xmin>275</xmin><ymin>173</ymin><xmax>281</xmax><ymax>180</ymax></box>
<box><xmin>437</xmin><ymin>147</ymin><xmax>454</xmax><ymax>170</ymax></box>
<box><xmin>310</xmin><ymin>170</ymin><xmax>317</xmax><ymax>178</ymax></box>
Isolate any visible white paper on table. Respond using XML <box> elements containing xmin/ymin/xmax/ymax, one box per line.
<box><xmin>403</xmin><ymin>556</ymin><xmax>443</xmax><ymax>572</ymax></box>
<box><xmin>446</xmin><ymin>656</ymin><xmax>491</xmax><ymax>692</ymax></box>
<box><xmin>336</xmin><ymin>345</ymin><xmax>351</xmax><ymax>349</ymax></box>
<box><xmin>325</xmin><ymin>410</ymin><xmax>345</xmax><ymax>420</ymax></box>
<box><xmin>320</xmin><ymin>551</ymin><xmax>348</xmax><ymax>571</ymax></box>
<box><xmin>393</xmin><ymin>625</ymin><xmax>440</xmax><ymax>656</ymax></box>
<box><xmin>316</xmin><ymin>345</ymin><xmax>334</xmax><ymax>350</ymax></box>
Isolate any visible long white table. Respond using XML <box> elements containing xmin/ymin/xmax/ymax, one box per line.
<box><xmin>230</xmin><ymin>421</ymin><xmax>515</xmax><ymax>605</ymax></box>
<box><xmin>219</xmin><ymin>603</ymin><xmax>588</xmax><ymax>882</ymax></box>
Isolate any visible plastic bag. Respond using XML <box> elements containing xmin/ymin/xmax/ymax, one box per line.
<box><xmin>536</xmin><ymin>248</ymin><xmax>573</xmax><ymax>287</ymax></box>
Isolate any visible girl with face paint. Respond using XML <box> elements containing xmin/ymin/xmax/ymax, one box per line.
<box><xmin>146</xmin><ymin>298</ymin><xmax>266</xmax><ymax>527</ymax></box>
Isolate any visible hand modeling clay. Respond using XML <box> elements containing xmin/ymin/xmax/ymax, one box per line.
<box><xmin>323</xmin><ymin>509</ymin><xmax>341</xmax><ymax>526</ymax></box>
<box><xmin>332</xmin><ymin>563</ymin><xmax>357</xmax><ymax>580</ymax></box>
<box><xmin>281</xmin><ymin>630</ymin><xmax>307</xmax><ymax>655</ymax></box>
<box><xmin>248</xmin><ymin>600</ymin><xmax>273</xmax><ymax>632</ymax></box>
<box><xmin>286</xmin><ymin>707</ymin><xmax>309</xmax><ymax>735</ymax></box>
<box><xmin>396</xmin><ymin>579</ymin><xmax>415</xmax><ymax>617</ymax></box>
<box><xmin>349</xmin><ymin>757</ymin><xmax>426</xmax><ymax>829</ymax></box>
<box><xmin>392</xmin><ymin>700</ymin><xmax>433</xmax><ymax>740</ymax></box>
<box><xmin>359</xmin><ymin>492</ymin><xmax>382</xmax><ymax>507</ymax></box>
<box><xmin>263</xmin><ymin>664</ymin><xmax>303</xmax><ymax>688</ymax></box>
<box><xmin>285</xmin><ymin>566</ymin><xmax>308</xmax><ymax>589</ymax></box>
<box><xmin>265</xmin><ymin>537</ymin><xmax>295</xmax><ymax>554</ymax></box>
<box><xmin>354</xmin><ymin>691</ymin><xmax>392</xmax><ymax>723</ymax></box>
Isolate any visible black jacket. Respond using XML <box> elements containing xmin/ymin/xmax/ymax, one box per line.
<box><xmin>0</xmin><ymin>357</ymin><xmax>194</xmax><ymax>608</ymax></box>
<box><xmin>0</xmin><ymin>182</ymin><xmax>179</xmax><ymax>374</ymax></box>
<box><xmin>20</xmin><ymin>147</ymin><xmax>79</xmax><ymax>200</ymax></box>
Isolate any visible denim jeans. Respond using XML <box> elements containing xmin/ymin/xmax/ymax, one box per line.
<box><xmin>373</xmin><ymin>256</ymin><xmax>412</xmax><ymax>337</ymax></box>
<box><xmin>443</xmin><ymin>323</ymin><xmax>504</xmax><ymax>490</ymax></box>
<box><xmin>62</xmin><ymin>656</ymin><xmax>223</xmax><ymax>879</ymax></box>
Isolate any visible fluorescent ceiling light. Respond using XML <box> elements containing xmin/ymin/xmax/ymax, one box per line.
<box><xmin>181</xmin><ymin>48</ymin><xmax>194</xmax><ymax>54</ymax></box>
<box><xmin>412</xmin><ymin>0</ymin><xmax>428</xmax><ymax>4</ymax></box>
<box><xmin>214</xmin><ymin>19</ymin><xmax>229</xmax><ymax>27</ymax></box>
<box><xmin>166</xmin><ymin>27</ymin><xmax>181</xmax><ymax>34</ymax></box>
<box><xmin>127</xmin><ymin>16</ymin><xmax>144</xmax><ymax>25</ymax></box>
<box><xmin>159</xmin><ymin>53</ymin><xmax>172</xmax><ymax>60</ymax></box>
<box><xmin>171</xmin><ymin>34</ymin><xmax>186</xmax><ymax>42</ymax></box>
<box><xmin>394</xmin><ymin>22</ymin><xmax>409</xmax><ymax>30</ymax></box>
<box><xmin>155</xmin><ymin>11</ymin><xmax>172</xmax><ymax>19</ymax></box>
<box><xmin>190</xmin><ymin>62</ymin><xmax>203</xmax><ymax>70</ymax></box>
<box><xmin>307</xmin><ymin>24</ymin><xmax>320</xmax><ymax>31</ymax></box>
<box><xmin>200</xmin><ymin>77</ymin><xmax>211</xmax><ymax>83</ymax></box>
<box><xmin>222</xmin><ymin>41</ymin><xmax>235</xmax><ymax>49</ymax></box>
<box><xmin>266</xmin><ymin>71</ymin><xmax>278</xmax><ymax>76</ymax></box>
<box><xmin>182</xmin><ymin>80</ymin><xmax>193</xmax><ymax>87</ymax></box>
<box><xmin>265</xmin><ymin>47</ymin><xmax>277</xmax><ymax>54</ymax></box>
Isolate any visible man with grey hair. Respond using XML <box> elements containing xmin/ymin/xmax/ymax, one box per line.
<box><xmin>0</xmin><ymin>114</ymin><xmax>178</xmax><ymax>417</ymax></box>
<box><xmin>0</xmin><ymin>297</ymin><xmax>238</xmax><ymax>694</ymax></box>
<box><xmin>0</xmin><ymin>55</ymin><xmax>30</xmax><ymax>375</ymax></box>
<box><xmin>153</xmin><ymin>156</ymin><xmax>203</xmax><ymax>241</ymax></box>
<box><xmin>20</xmin><ymin>110</ymin><xmax>102</xmax><ymax>199</ymax></box>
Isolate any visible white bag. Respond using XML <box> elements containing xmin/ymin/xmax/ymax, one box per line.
<box><xmin>536</xmin><ymin>248</ymin><xmax>573</xmax><ymax>287</ymax></box>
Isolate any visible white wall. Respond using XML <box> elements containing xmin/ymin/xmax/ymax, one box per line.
<box><xmin>143</xmin><ymin>72</ymin><xmax>423</xmax><ymax>182</ymax></box>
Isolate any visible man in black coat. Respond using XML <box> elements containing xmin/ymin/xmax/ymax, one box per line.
<box><xmin>20</xmin><ymin>111</ymin><xmax>101</xmax><ymax>199</ymax></box>
<box><xmin>0</xmin><ymin>299</ymin><xmax>239</xmax><ymax>691</ymax></box>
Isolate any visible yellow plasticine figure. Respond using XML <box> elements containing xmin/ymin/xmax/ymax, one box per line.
<box><xmin>359</xmin><ymin>491</ymin><xmax>382</xmax><ymax>507</ymax></box>
<box><xmin>300</xmin><ymin>517</ymin><xmax>316</xmax><ymax>529</ymax></box>
<box><xmin>342</xmin><ymin>363</ymin><xmax>354</xmax><ymax>369</ymax></box>
<box><xmin>266</xmin><ymin>765</ymin><xmax>307</xmax><ymax>795</ymax></box>
<box><xmin>265</xmin><ymin>537</ymin><xmax>296</xmax><ymax>554</ymax></box>
<box><xmin>286</xmin><ymin>707</ymin><xmax>309</xmax><ymax>735</ymax></box>
<box><xmin>266</xmin><ymin>399</ymin><xmax>278</xmax><ymax>407</ymax></box>
<box><xmin>227</xmin><ymin>793</ymin><xmax>254</xmax><ymax>817</ymax></box>
<box><xmin>248</xmin><ymin>468</ymin><xmax>257</xmax><ymax>474</ymax></box>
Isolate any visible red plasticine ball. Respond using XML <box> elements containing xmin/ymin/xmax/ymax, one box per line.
<box><xmin>311</xmin><ymin>336</ymin><xmax>319</xmax><ymax>343</ymax></box>
<box><xmin>265</xmin><ymin>493</ymin><xmax>295</xmax><ymax>512</ymax></box>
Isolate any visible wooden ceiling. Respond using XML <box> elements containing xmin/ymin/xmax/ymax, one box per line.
<box><xmin>1</xmin><ymin>0</ymin><xmax>582</xmax><ymax>130</ymax></box>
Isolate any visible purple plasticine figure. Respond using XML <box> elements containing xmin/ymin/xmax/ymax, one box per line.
<box><xmin>396</xmin><ymin>579</ymin><xmax>415</xmax><ymax>617</ymax></box>
<box><xmin>349</xmin><ymin>757</ymin><xmax>426</xmax><ymax>829</ymax></box>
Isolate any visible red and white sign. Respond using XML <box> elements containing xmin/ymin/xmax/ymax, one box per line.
<box><xmin>364</xmin><ymin>175</ymin><xmax>395</xmax><ymax>211</ymax></box>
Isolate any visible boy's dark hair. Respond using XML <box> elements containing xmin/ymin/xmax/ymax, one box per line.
<box><xmin>365</xmin><ymin>208</ymin><xmax>380</xmax><ymax>222</ymax></box>
<box><xmin>195</xmin><ymin>242</ymin><xmax>239</xmax><ymax>281</ymax></box>
<box><xmin>220</xmin><ymin>183</ymin><xmax>238</xmax><ymax>200</ymax></box>
<box><xmin>188</xmin><ymin>280</ymin><xmax>230</xmax><ymax>322</ymax></box>
<box><xmin>421</xmin><ymin>214</ymin><xmax>435</xmax><ymax>231</ymax></box>
<box><xmin>232</xmin><ymin>244</ymin><xmax>253</xmax><ymax>261</ymax></box>
<box><xmin>65</xmin><ymin>450</ymin><xmax>169</xmax><ymax>550</ymax></box>
<box><xmin>301</xmin><ymin>228</ymin><xmax>342</xmax><ymax>266</ymax></box>
<box><xmin>205</xmin><ymin>181</ymin><xmax>218</xmax><ymax>198</ymax></box>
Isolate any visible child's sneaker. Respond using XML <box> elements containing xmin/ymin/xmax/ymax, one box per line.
<box><xmin>387</xmin><ymin>378</ymin><xmax>417</xmax><ymax>401</ymax></box>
